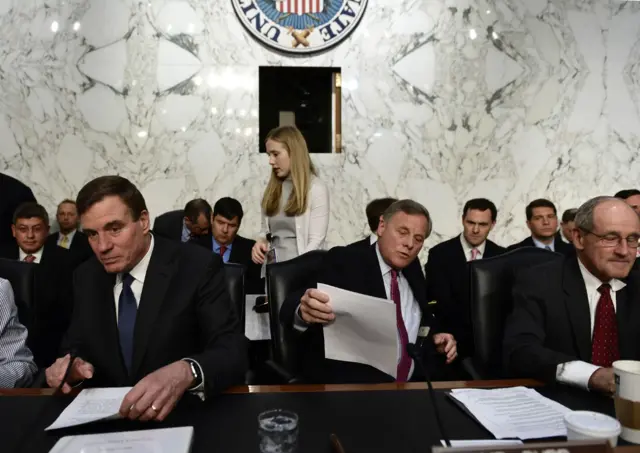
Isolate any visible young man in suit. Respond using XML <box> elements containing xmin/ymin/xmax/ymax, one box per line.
<box><xmin>45</xmin><ymin>176</ymin><xmax>247</xmax><ymax>422</ymax></box>
<box><xmin>0</xmin><ymin>173</ymin><xmax>36</xmax><ymax>247</ymax></box>
<box><xmin>281</xmin><ymin>199</ymin><xmax>457</xmax><ymax>384</ymax></box>
<box><xmin>504</xmin><ymin>196</ymin><xmax>640</xmax><ymax>394</ymax></box>
<box><xmin>424</xmin><ymin>198</ymin><xmax>505</xmax><ymax>357</ymax></box>
<box><xmin>45</xmin><ymin>199</ymin><xmax>92</xmax><ymax>265</ymax></box>
<box><xmin>508</xmin><ymin>199</ymin><xmax>573</xmax><ymax>255</ymax></box>
<box><xmin>0</xmin><ymin>202</ymin><xmax>74</xmax><ymax>368</ymax></box>
<box><xmin>615</xmin><ymin>189</ymin><xmax>640</xmax><ymax>216</ymax></box>
<box><xmin>153</xmin><ymin>198</ymin><xmax>212</xmax><ymax>242</ymax></box>
<box><xmin>350</xmin><ymin>197</ymin><xmax>397</xmax><ymax>249</ymax></box>
<box><xmin>560</xmin><ymin>208</ymin><xmax>578</xmax><ymax>243</ymax></box>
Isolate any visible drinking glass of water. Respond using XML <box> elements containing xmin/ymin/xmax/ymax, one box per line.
<box><xmin>258</xmin><ymin>409</ymin><xmax>299</xmax><ymax>453</ymax></box>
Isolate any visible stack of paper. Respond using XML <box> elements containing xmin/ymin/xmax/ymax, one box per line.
<box><xmin>449</xmin><ymin>387</ymin><xmax>571</xmax><ymax>439</ymax></box>
<box><xmin>49</xmin><ymin>427</ymin><xmax>193</xmax><ymax>453</ymax></box>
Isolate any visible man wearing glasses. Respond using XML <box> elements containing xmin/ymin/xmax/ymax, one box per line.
<box><xmin>504</xmin><ymin>196</ymin><xmax>640</xmax><ymax>394</ymax></box>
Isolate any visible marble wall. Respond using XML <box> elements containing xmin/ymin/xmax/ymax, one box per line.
<box><xmin>1</xmin><ymin>0</ymin><xmax>640</xmax><ymax>259</ymax></box>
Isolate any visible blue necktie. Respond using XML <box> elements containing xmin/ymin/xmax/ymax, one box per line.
<box><xmin>118</xmin><ymin>273</ymin><xmax>137</xmax><ymax>373</ymax></box>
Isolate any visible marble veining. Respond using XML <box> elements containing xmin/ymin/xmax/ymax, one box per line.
<box><xmin>1</xmin><ymin>0</ymin><xmax>640</xmax><ymax>263</ymax></box>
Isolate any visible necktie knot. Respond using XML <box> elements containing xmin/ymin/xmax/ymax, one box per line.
<box><xmin>598</xmin><ymin>283</ymin><xmax>611</xmax><ymax>296</ymax></box>
<box><xmin>219</xmin><ymin>245</ymin><xmax>227</xmax><ymax>257</ymax></box>
<box><xmin>23</xmin><ymin>255</ymin><xmax>35</xmax><ymax>263</ymax></box>
<box><xmin>471</xmin><ymin>248</ymin><xmax>479</xmax><ymax>260</ymax></box>
<box><xmin>122</xmin><ymin>273</ymin><xmax>135</xmax><ymax>288</ymax></box>
<box><xmin>544</xmin><ymin>245</ymin><xmax>552</xmax><ymax>251</ymax></box>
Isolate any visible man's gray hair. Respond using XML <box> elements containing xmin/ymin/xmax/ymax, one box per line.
<box><xmin>382</xmin><ymin>199</ymin><xmax>433</xmax><ymax>237</ymax></box>
<box><xmin>574</xmin><ymin>196</ymin><xmax>625</xmax><ymax>232</ymax></box>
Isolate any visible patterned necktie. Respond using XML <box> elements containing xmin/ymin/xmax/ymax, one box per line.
<box><xmin>23</xmin><ymin>255</ymin><xmax>35</xmax><ymax>263</ymax></box>
<box><xmin>390</xmin><ymin>270</ymin><xmax>411</xmax><ymax>382</ymax></box>
<box><xmin>219</xmin><ymin>245</ymin><xmax>227</xmax><ymax>259</ymax></box>
<box><xmin>118</xmin><ymin>273</ymin><xmax>137</xmax><ymax>373</ymax></box>
<box><xmin>59</xmin><ymin>235</ymin><xmax>69</xmax><ymax>249</ymax></box>
<box><xmin>591</xmin><ymin>284</ymin><xmax>619</xmax><ymax>367</ymax></box>
<box><xmin>470</xmin><ymin>248</ymin><xmax>479</xmax><ymax>261</ymax></box>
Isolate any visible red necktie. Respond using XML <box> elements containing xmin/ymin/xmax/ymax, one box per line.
<box><xmin>23</xmin><ymin>255</ymin><xmax>36</xmax><ymax>263</ymax></box>
<box><xmin>219</xmin><ymin>245</ymin><xmax>227</xmax><ymax>257</ymax></box>
<box><xmin>390</xmin><ymin>270</ymin><xmax>411</xmax><ymax>382</ymax></box>
<box><xmin>591</xmin><ymin>284</ymin><xmax>619</xmax><ymax>367</ymax></box>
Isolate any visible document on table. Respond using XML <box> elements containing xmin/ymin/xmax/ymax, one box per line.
<box><xmin>449</xmin><ymin>387</ymin><xmax>571</xmax><ymax>440</ymax></box>
<box><xmin>45</xmin><ymin>387</ymin><xmax>133</xmax><ymax>431</ymax></box>
<box><xmin>319</xmin><ymin>283</ymin><xmax>398</xmax><ymax>378</ymax></box>
<box><xmin>48</xmin><ymin>427</ymin><xmax>194</xmax><ymax>453</ymax></box>
<box><xmin>440</xmin><ymin>440</ymin><xmax>524</xmax><ymax>447</ymax></box>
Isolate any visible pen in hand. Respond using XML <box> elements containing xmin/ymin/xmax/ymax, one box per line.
<box><xmin>330</xmin><ymin>433</ymin><xmax>345</xmax><ymax>453</ymax></box>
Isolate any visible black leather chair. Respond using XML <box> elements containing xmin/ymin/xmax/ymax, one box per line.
<box><xmin>265</xmin><ymin>250</ymin><xmax>327</xmax><ymax>383</ymax></box>
<box><xmin>0</xmin><ymin>258</ymin><xmax>36</xmax><ymax>330</ymax></box>
<box><xmin>466</xmin><ymin>247</ymin><xmax>562</xmax><ymax>379</ymax></box>
<box><xmin>223</xmin><ymin>263</ymin><xmax>246</xmax><ymax>333</ymax></box>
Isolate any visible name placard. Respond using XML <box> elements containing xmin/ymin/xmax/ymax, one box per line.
<box><xmin>432</xmin><ymin>440</ymin><xmax>612</xmax><ymax>453</ymax></box>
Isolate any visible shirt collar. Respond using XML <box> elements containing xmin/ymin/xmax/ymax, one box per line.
<box><xmin>118</xmin><ymin>234</ymin><xmax>154</xmax><ymax>285</ymax></box>
<box><xmin>60</xmin><ymin>229</ymin><xmax>77</xmax><ymax>241</ymax></box>
<box><xmin>375</xmin><ymin>243</ymin><xmax>394</xmax><ymax>277</ymax></box>
<box><xmin>369</xmin><ymin>233</ymin><xmax>378</xmax><ymax>245</ymax></box>
<box><xmin>181</xmin><ymin>219</ymin><xmax>190</xmax><ymax>242</ymax></box>
<box><xmin>532</xmin><ymin>236</ymin><xmax>554</xmax><ymax>251</ymax></box>
<box><xmin>459</xmin><ymin>234</ymin><xmax>486</xmax><ymax>256</ymax></box>
<box><xmin>577</xmin><ymin>255</ymin><xmax>626</xmax><ymax>293</ymax></box>
<box><xmin>19</xmin><ymin>246</ymin><xmax>44</xmax><ymax>263</ymax></box>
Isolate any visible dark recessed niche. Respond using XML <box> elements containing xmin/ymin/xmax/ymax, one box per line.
<box><xmin>259</xmin><ymin>66</ymin><xmax>342</xmax><ymax>153</ymax></box>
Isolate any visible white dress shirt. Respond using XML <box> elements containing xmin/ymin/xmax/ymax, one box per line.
<box><xmin>369</xmin><ymin>233</ymin><xmax>378</xmax><ymax>245</ymax></box>
<box><xmin>57</xmin><ymin>229</ymin><xmax>77</xmax><ymax>247</ymax></box>
<box><xmin>532</xmin><ymin>236</ymin><xmax>555</xmax><ymax>251</ymax></box>
<box><xmin>18</xmin><ymin>247</ymin><xmax>44</xmax><ymax>264</ymax></box>
<box><xmin>555</xmin><ymin>257</ymin><xmax>626</xmax><ymax>389</ymax></box>
<box><xmin>111</xmin><ymin>235</ymin><xmax>204</xmax><ymax>396</ymax></box>
<box><xmin>459</xmin><ymin>234</ymin><xmax>486</xmax><ymax>261</ymax></box>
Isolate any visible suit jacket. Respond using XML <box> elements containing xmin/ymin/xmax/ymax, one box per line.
<box><xmin>259</xmin><ymin>177</ymin><xmax>330</xmax><ymax>255</ymax></box>
<box><xmin>0</xmin><ymin>241</ymin><xmax>73</xmax><ymax>367</ymax></box>
<box><xmin>152</xmin><ymin>210</ymin><xmax>184</xmax><ymax>242</ymax></box>
<box><xmin>280</xmin><ymin>244</ymin><xmax>443</xmax><ymax>384</ymax></box>
<box><xmin>190</xmin><ymin>234</ymin><xmax>263</xmax><ymax>295</ymax></box>
<box><xmin>507</xmin><ymin>236</ymin><xmax>574</xmax><ymax>256</ymax></box>
<box><xmin>61</xmin><ymin>236</ymin><xmax>247</xmax><ymax>395</ymax></box>
<box><xmin>424</xmin><ymin>236</ymin><xmax>505</xmax><ymax>358</ymax></box>
<box><xmin>45</xmin><ymin>230</ymin><xmax>93</xmax><ymax>267</ymax></box>
<box><xmin>0</xmin><ymin>173</ymin><xmax>36</xmax><ymax>247</ymax></box>
<box><xmin>503</xmin><ymin>255</ymin><xmax>640</xmax><ymax>383</ymax></box>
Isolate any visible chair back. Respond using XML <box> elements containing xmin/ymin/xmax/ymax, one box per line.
<box><xmin>468</xmin><ymin>247</ymin><xmax>562</xmax><ymax>378</ymax></box>
<box><xmin>223</xmin><ymin>263</ymin><xmax>246</xmax><ymax>333</ymax></box>
<box><xmin>0</xmin><ymin>258</ymin><xmax>37</xmax><ymax>330</ymax></box>
<box><xmin>266</xmin><ymin>250</ymin><xmax>327</xmax><ymax>373</ymax></box>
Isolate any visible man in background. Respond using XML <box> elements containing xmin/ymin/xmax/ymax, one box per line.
<box><xmin>559</xmin><ymin>208</ymin><xmax>577</xmax><ymax>243</ymax></box>
<box><xmin>615</xmin><ymin>189</ymin><xmax>640</xmax><ymax>216</ymax></box>
<box><xmin>153</xmin><ymin>198</ymin><xmax>212</xmax><ymax>242</ymax></box>
<box><xmin>508</xmin><ymin>199</ymin><xmax>573</xmax><ymax>255</ymax></box>
<box><xmin>0</xmin><ymin>173</ymin><xmax>36</xmax><ymax>247</ymax></box>
<box><xmin>46</xmin><ymin>199</ymin><xmax>92</xmax><ymax>264</ymax></box>
<box><xmin>425</xmin><ymin>198</ymin><xmax>505</xmax><ymax>357</ymax></box>
<box><xmin>350</xmin><ymin>197</ymin><xmax>397</xmax><ymax>249</ymax></box>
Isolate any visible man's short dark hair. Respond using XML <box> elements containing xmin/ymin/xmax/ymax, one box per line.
<box><xmin>184</xmin><ymin>199</ymin><xmax>212</xmax><ymax>224</ymax></box>
<box><xmin>526</xmin><ymin>199</ymin><xmax>557</xmax><ymax>221</ymax></box>
<box><xmin>13</xmin><ymin>202</ymin><xmax>49</xmax><ymax>226</ymax></box>
<box><xmin>561</xmin><ymin>208</ymin><xmax>578</xmax><ymax>223</ymax></box>
<box><xmin>76</xmin><ymin>176</ymin><xmax>147</xmax><ymax>220</ymax></box>
<box><xmin>57</xmin><ymin>199</ymin><xmax>76</xmax><ymax>209</ymax></box>
<box><xmin>365</xmin><ymin>198</ymin><xmax>397</xmax><ymax>232</ymax></box>
<box><xmin>614</xmin><ymin>189</ymin><xmax>640</xmax><ymax>200</ymax></box>
<box><xmin>462</xmin><ymin>198</ymin><xmax>497</xmax><ymax>222</ymax></box>
<box><xmin>213</xmin><ymin>197</ymin><xmax>244</xmax><ymax>223</ymax></box>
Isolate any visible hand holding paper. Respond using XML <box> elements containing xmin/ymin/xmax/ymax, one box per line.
<box><xmin>46</xmin><ymin>387</ymin><xmax>133</xmax><ymax>430</ymax></box>
<box><xmin>299</xmin><ymin>288</ymin><xmax>336</xmax><ymax>324</ymax></box>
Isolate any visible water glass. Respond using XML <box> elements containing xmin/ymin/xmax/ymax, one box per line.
<box><xmin>258</xmin><ymin>409</ymin><xmax>299</xmax><ymax>453</ymax></box>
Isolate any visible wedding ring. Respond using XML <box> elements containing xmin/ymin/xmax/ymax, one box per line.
<box><xmin>151</xmin><ymin>405</ymin><xmax>158</xmax><ymax>412</ymax></box>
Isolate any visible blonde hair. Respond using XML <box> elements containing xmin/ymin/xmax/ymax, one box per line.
<box><xmin>261</xmin><ymin>126</ymin><xmax>316</xmax><ymax>217</ymax></box>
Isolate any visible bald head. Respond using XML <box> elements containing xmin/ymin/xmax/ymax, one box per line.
<box><xmin>574</xmin><ymin>197</ymin><xmax>640</xmax><ymax>281</ymax></box>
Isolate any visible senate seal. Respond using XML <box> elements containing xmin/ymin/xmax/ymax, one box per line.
<box><xmin>232</xmin><ymin>0</ymin><xmax>368</xmax><ymax>54</ymax></box>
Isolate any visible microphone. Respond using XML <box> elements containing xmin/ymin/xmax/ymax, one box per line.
<box><xmin>406</xmin><ymin>343</ymin><xmax>451</xmax><ymax>447</ymax></box>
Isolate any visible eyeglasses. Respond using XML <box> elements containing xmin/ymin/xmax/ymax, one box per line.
<box><xmin>580</xmin><ymin>228</ymin><xmax>640</xmax><ymax>248</ymax></box>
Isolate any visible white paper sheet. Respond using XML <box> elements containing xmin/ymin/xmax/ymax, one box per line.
<box><xmin>245</xmin><ymin>294</ymin><xmax>271</xmax><ymax>341</ymax></box>
<box><xmin>48</xmin><ymin>427</ymin><xmax>194</xmax><ymax>453</ymax></box>
<box><xmin>440</xmin><ymin>440</ymin><xmax>524</xmax><ymax>447</ymax></box>
<box><xmin>46</xmin><ymin>387</ymin><xmax>133</xmax><ymax>431</ymax></box>
<box><xmin>319</xmin><ymin>283</ymin><xmax>398</xmax><ymax>378</ymax></box>
<box><xmin>449</xmin><ymin>387</ymin><xmax>571</xmax><ymax>440</ymax></box>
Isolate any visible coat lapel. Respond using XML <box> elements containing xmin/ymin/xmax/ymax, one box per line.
<box><xmin>562</xmin><ymin>258</ymin><xmax>592</xmax><ymax>361</ymax></box>
<box><xmin>366</xmin><ymin>245</ymin><xmax>387</xmax><ymax>300</ymax></box>
<box><xmin>616</xmin><ymin>274</ymin><xmax>640</xmax><ymax>359</ymax></box>
<box><xmin>94</xmin><ymin>270</ymin><xmax>127</xmax><ymax>379</ymax></box>
<box><xmin>130</xmin><ymin>241</ymin><xmax>177</xmax><ymax>378</ymax></box>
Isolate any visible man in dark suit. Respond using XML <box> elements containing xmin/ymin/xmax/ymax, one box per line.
<box><xmin>190</xmin><ymin>197</ymin><xmax>262</xmax><ymax>294</ymax></box>
<box><xmin>350</xmin><ymin>197</ymin><xmax>397</xmax><ymax>250</ymax></box>
<box><xmin>559</xmin><ymin>208</ymin><xmax>577</xmax><ymax>243</ymax></box>
<box><xmin>425</xmin><ymin>198</ymin><xmax>505</xmax><ymax>357</ymax></box>
<box><xmin>615</xmin><ymin>189</ymin><xmax>640</xmax><ymax>216</ymax></box>
<box><xmin>504</xmin><ymin>196</ymin><xmax>640</xmax><ymax>394</ymax></box>
<box><xmin>0</xmin><ymin>173</ymin><xmax>36</xmax><ymax>247</ymax></box>
<box><xmin>45</xmin><ymin>176</ymin><xmax>247</xmax><ymax>422</ymax></box>
<box><xmin>153</xmin><ymin>198</ymin><xmax>212</xmax><ymax>242</ymax></box>
<box><xmin>281</xmin><ymin>200</ymin><xmax>457</xmax><ymax>384</ymax></box>
<box><xmin>508</xmin><ymin>199</ymin><xmax>573</xmax><ymax>255</ymax></box>
<box><xmin>0</xmin><ymin>202</ymin><xmax>74</xmax><ymax>368</ymax></box>
<box><xmin>45</xmin><ymin>199</ymin><xmax>92</xmax><ymax>265</ymax></box>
